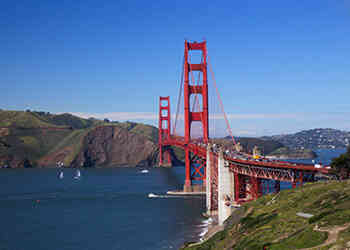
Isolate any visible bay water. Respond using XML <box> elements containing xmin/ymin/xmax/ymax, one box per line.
<box><xmin>0</xmin><ymin>167</ymin><xmax>206</xmax><ymax>250</ymax></box>
<box><xmin>0</xmin><ymin>148</ymin><xmax>345</xmax><ymax>250</ymax></box>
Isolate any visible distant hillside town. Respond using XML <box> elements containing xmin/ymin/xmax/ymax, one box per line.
<box><xmin>262</xmin><ymin>128</ymin><xmax>350</xmax><ymax>149</ymax></box>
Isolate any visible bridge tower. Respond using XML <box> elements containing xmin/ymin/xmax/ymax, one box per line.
<box><xmin>158</xmin><ymin>96</ymin><xmax>172</xmax><ymax>167</ymax></box>
<box><xmin>183</xmin><ymin>40</ymin><xmax>209</xmax><ymax>192</ymax></box>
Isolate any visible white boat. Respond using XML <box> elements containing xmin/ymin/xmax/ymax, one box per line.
<box><xmin>140</xmin><ymin>169</ymin><xmax>149</xmax><ymax>173</ymax></box>
<box><xmin>58</xmin><ymin>171</ymin><xmax>64</xmax><ymax>179</ymax></box>
<box><xmin>148</xmin><ymin>193</ymin><xmax>157</xmax><ymax>198</ymax></box>
<box><xmin>74</xmin><ymin>169</ymin><xmax>81</xmax><ymax>179</ymax></box>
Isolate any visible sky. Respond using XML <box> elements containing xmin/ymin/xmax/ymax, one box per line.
<box><xmin>1</xmin><ymin>0</ymin><xmax>350</xmax><ymax>136</ymax></box>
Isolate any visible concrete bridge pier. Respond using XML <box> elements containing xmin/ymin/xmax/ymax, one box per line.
<box><xmin>217</xmin><ymin>148</ymin><xmax>235</xmax><ymax>226</ymax></box>
<box><xmin>205</xmin><ymin>146</ymin><xmax>235</xmax><ymax>225</ymax></box>
<box><xmin>206</xmin><ymin>144</ymin><xmax>212</xmax><ymax>216</ymax></box>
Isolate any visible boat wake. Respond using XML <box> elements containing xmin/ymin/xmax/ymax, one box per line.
<box><xmin>147</xmin><ymin>193</ymin><xmax>190</xmax><ymax>198</ymax></box>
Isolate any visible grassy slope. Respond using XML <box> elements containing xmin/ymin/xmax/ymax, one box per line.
<box><xmin>0</xmin><ymin>110</ymin><xmax>98</xmax><ymax>165</ymax></box>
<box><xmin>268</xmin><ymin>147</ymin><xmax>317</xmax><ymax>158</ymax></box>
<box><xmin>130</xmin><ymin>123</ymin><xmax>158</xmax><ymax>143</ymax></box>
<box><xmin>30</xmin><ymin>112</ymin><xmax>99</xmax><ymax>129</ymax></box>
<box><xmin>45</xmin><ymin>121</ymin><xmax>160</xmax><ymax>166</ymax></box>
<box><xmin>217</xmin><ymin>137</ymin><xmax>284</xmax><ymax>155</ymax></box>
<box><xmin>46</xmin><ymin>128</ymin><xmax>92</xmax><ymax>165</ymax></box>
<box><xmin>184</xmin><ymin>180</ymin><xmax>350</xmax><ymax>250</ymax></box>
<box><xmin>0</xmin><ymin>111</ymin><xmax>59</xmax><ymax>128</ymax></box>
<box><xmin>0</xmin><ymin>127</ymin><xmax>72</xmax><ymax>163</ymax></box>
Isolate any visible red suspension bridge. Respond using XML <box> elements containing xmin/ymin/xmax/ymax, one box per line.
<box><xmin>158</xmin><ymin>40</ymin><xmax>329</xmax><ymax>220</ymax></box>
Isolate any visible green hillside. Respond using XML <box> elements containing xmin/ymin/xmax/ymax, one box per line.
<box><xmin>183</xmin><ymin>180</ymin><xmax>350</xmax><ymax>250</ymax></box>
<box><xmin>268</xmin><ymin>147</ymin><xmax>317</xmax><ymax>159</ymax></box>
<box><xmin>0</xmin><ymin>110</ymin><xmax>59</xmax><ymax>128</ymax></box>
<box><xmin>45</xmin><ymin>128</ymin><xmax>94</xmax><ymax>166</ymax></box>
<box><xmin>220</xmin><ymin>137</ymin><xmax>284</xmax><ymax>155</ymax></box>
<box><xmin>30</xmin><ymin>111</ymin><xmax>99</xmax><ymax>129</ymax></box>
<box><xmin>1</xmin><ymin>127</ymin><xmax>72</xmax><ymax>163</ymax></box>
<box><xmin>0</xmin><ymin>110</ymin><xmax>101</xmax><ymax>129</ymax></box>
<box><xmin>130</xmin><ymin>123</ymin><xmax>159</xmax><ymax>143</ymax></box>
<box><xmin>0</xmin><ymin>110</ymin><xmax>103</xmax><ymax>167</ymax></box>
<box><xmin>0</xmin><ymin>110</ymin><xmax>160</xmax><ymax>167</ymax></box>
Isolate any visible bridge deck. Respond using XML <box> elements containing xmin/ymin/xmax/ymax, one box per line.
<box><xmin>163</xmin><ymin>137</ymin><xmax>329</xmax><ymax>174</ymax></box>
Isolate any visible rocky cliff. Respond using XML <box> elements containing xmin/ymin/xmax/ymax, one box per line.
<box><xmin>72</xmin><ymin>126</ymin><xmax>158</xmax><ymax>167</ymax></box>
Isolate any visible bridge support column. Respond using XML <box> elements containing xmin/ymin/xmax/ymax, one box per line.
<box><xmin>234</xmin><ymin>173</ymin><xmax>240</xmax><ymax>202</ymax></box>
<box><xmin>250</xmin><ymin>177</ymin><xmax>262</xmax><ymax>199</ymax></box>
<box><xmin>184</xmin><ymin>147</ymin><xmax>192</xmax><ymax>192</ymax></box>
<box><xmin>218</xmin><ymin>149</ymin><xmax>234</xmax><ymax>226</ymax></box>
<box><xmin>159</xmin><ymin>147</ymin><xmax>172</xmax><ymax>167</ymax></box>
<box><xmin>206</xmin><ymin>144</ymin><xmax>211</xmax><ymax>215</ymax></box>
<box><xmin>158</xmin><ymin>96</ymin><xmax>172</xmax><ymax>167</ymax></box>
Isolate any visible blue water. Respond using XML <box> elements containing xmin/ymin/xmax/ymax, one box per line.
<box><xmin>277</xmin><ymin>148</ymin><xmax>347</xmax><ymax>191</ymax></box>
<box><xmin>0</xmin><ymin>149</ymin><xmax>345</xmax><ymax>250</ymax></box>
<box><xmin>0</xmin><ymin>167</ymin><xmax>206</xmax><ymax>250</ymax></box>
<box><xmin>287</xmin><ymin>148</ymin><xmax>347</xmax><ymax>165</ymax></box>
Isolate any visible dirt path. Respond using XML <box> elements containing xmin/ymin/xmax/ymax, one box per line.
<box><xmin>301</xmin><ymin>223</ymin><xmax>350</xmax><ymax>250</ymax></box>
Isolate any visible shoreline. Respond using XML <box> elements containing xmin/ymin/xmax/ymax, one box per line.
<box><xmin>183</xmin><ymin>207</ymin><xmax>246</xmax><ymax>249</ymax></box>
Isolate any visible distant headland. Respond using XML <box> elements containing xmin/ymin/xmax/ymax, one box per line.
<box><xmin>1</xmin><ymin>109</ymin><xmax>347</xmax><ymax>168</ymax></box>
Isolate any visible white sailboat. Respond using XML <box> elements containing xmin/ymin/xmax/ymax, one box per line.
<box><xmin>74</xmin><ymin>169</ymin><xmax>81</xmax><ymax>179</ymax></box>
<box><xmin>58</xmin><ymin>171</ymin><xmax>64</xmax><ymax>179</ymax></box>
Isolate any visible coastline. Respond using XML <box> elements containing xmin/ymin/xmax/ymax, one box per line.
<box><xmin>183</xmin><ymin>208</ymin><xmax>245</xmax><ymax>249</ymax></box>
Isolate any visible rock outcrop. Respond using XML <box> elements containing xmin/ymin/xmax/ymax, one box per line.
<box><xmin>72</xmin><ymin>126</ymin><xmax>158</xmax><ymax>167</ymax></box>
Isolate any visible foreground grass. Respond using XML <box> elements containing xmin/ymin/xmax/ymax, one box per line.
<box><xmin>183</xmin><ymin>180</ymin><xmax>350</xmax><ymax>250</ymax></box>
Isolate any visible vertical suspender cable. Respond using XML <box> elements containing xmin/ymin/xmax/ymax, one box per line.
<box><xmin>173</xmin><ymin>55</ymin><xmax>185</xmax><ymax>136</ymax></box>
<box><xmin>207</xmin><ymin>55</ymin><xmax>237</xmax><ymax>146</ymax></box>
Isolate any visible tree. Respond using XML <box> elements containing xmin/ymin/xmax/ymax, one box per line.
<box><xmin>104</xmin><ymin>118</ymin><xmax>110</xmax><ymax>123</ymax></box>
<box><xmin>331</xmin><ymin>146</ymin><xmax>350</xmax><ymax>179</ymax></box>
